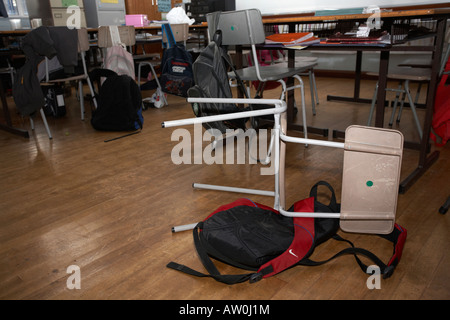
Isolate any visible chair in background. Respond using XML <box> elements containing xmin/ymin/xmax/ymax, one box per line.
<box><xmin>270</xmin><ymin>54</ymin><xmax>320</xmax><ymax>115</ymax></box>
<box><xmin>367</xmin><ymin>42</ymin><xmax>450</xmax><ymax>140</ymax></box>
<box><xmin>209</xmin><ymin>9</ymin><xmax>317</xmax><ymax>139</ymax></box>
<box><xmin>97</xmin><ymin>25</ymin><xmax>136</xmax><ymax>53</ymax></box>
<box><xmin>137</xmin><ymin>23</ymin><xmax>190</xmax><ymax>108</ymax></box>
<box><xmin>30</xmin><ymin>27</ymin><xmax>96</xmax><ymax>139</ymax></box>
<box><xmin>265</xmin><ymin>24</ymin><xmax>320</xmax><ymax>115</ymax></box>
<box><xmin>40</xmin><ymin>28</ymin><xmax>96</xmax><ymax>121</ymax></box>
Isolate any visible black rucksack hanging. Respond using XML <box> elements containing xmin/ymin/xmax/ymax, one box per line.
<box><xmin>187</xmin><ymin>32</ymin><xmax>248</xmax><ymax>134</ymax></box>
<box><xmin>160</xmin><ymin>24</ymin><xmax>194</xmax><ymax>98</ymax></box>
<box><xmin>167</xmin><ymin>181</ymin><xmax>407</xmax><ymax>285</ymax></box>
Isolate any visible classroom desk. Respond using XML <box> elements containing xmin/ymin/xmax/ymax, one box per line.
<box><xmin>259</xmin><ymin>8</ymin><xmax>450</xmax><ymax>193</ymax></box>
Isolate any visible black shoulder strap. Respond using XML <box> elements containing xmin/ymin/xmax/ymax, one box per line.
<box><xmin>300</xmin><ymin>224</ymin><xmax>407</xmax><ymax>279</ymax></box>
<box><xmin>218</xmin><ymin>45</ymin><xmax>249</xmax><ymax>100</ymax></box>
<box><xmin>167</xmin><ymin>222</ymin><xmax>266</xmax><ymax>285</ymax></box>
<box><xmin>88</xmin><ymin>68</ymin><xmax>118</xmax><ymax>99</ymax></box>
<box><xmin>309</xmin><ymin>180</ymin><xmax>340</xmax><ymax>212</ymax></box>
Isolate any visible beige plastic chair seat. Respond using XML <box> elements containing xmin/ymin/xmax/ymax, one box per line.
<box><xmin>229</xmin><ymin>62</ymin><xmax>317</xmax><ymax>81</ymax></box>
<box><xmin>367</xmin><ymin>66</ymin><xmax>434</xmax><ymax>140</ymax></box>
<box><xmin>367</xmin><ymin>67</ymin><xmax>431</xmax><ymax>82</ymax></box>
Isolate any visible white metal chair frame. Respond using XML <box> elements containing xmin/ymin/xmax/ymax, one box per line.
<box><xmin>163</xmin><ymin>96</ymin><xmax>402</xmax><ymax>234</ymax></box>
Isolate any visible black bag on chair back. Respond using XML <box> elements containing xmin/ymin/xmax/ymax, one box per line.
<box><xmin>90</xmin><ymin>68</ymin><xmax>143</xmax><ymax>132</ymax></box>
<box><xmin>160</xmin><ymin>24</ymin><xmax>194</xmax><ymax>98</ymax></box>
<box><xmin>188</xmin><ymin>32</ymin><xmax>248</xmax><ymax>134</ymax></box>
<box><xmin>167</xmin><ymin>181</ymin><xmax>407</xmax><ymax>285</ymax></box>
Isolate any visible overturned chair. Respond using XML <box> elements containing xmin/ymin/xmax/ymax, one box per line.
<box><xmin>161</xmin><ymin>14</ymin><xmax>407</xmax><ymax>281</ymax></box>
<box><xmin>164</xmin><ymin>101</ymin><xmax>404</xmax><ymax>235</ymax></box>
<box><xmin>162</xmin><ymin>92</ymin><xmax>407</xmax><ymax>283</ymax></box>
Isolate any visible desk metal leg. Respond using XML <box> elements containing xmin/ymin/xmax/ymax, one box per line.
<box><xmin>399</xmin><ymin>17</ymin><xmax>447</xmax><ymax>194</ymax></box>
<box><xmin>327</xmin><ymin>50</ymin><xmax>373</xmax><ymax>104</ymax></box>
<box><xmin>375</xmin><ymin>50</ymin><xmax>390</xmax><ymax>128</ymax></box>
<box><xmin>286</xmin><ymin>49</ymin><xmax>328</xmax><ymax>137</ymax></box>
<box><xmin>0</xmin><ymin>81</ymin><xmax>29</xmax><ymax>138</ymax></box>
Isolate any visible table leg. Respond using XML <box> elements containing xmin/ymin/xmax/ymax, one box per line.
<box><xmin>399</xmin><ymin>17</ymin><xmax>447</xmax><ymax>193</ymax></box>
<box><xmin>327</xmin><ymin>50</ymin><xmax>373</xmax><ymax>104</ymax></box>
<box><xmin>0</xmin><ymin>79</ymin><xmax>29</xmax><ymax>138</ymax></box>
<box><xmin>375</xmin><ymin>50</ymin><xmax>390</xmax><ymax>128</ymax></box>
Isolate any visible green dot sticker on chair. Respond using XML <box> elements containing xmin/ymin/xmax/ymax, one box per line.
<box><xmin>366</xmin><ymin>181</ymin><xmax>374</xmax><ymax>187</ymax></box>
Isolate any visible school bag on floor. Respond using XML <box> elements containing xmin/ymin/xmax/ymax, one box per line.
<box><xmin>167</xmin><ymin>181</ymin><xmax>407</xmax><ymax>284</ymax></box>
<box><xmin>90</xmin><ymin>68</ymin><xmax>143</xmax><ymax>132</ymax></box>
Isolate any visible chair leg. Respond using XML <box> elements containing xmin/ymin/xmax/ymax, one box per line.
<box><xmin>139</xmin><ymin>62</ymin><xmax>168</xmax><ymax>107</ymax></box>
<box><xmin>404</xmin><ymin>80</ymin><xmax>423</xmax><ymax>140</ymax></box>
<box><xmin>396</xmin><ymin>91</ymin><xmax>407</xmax><ymax>123</ymax></box>
<box><xmin>78</xmin><ymin>80</ymin><xmax>85</xmax><ymax>121</ymax></box>
<box><xmin>312</xmin><ymin>69</ymin><xmax>319</xmax><ymax>105</ymax></box>
<box><xmin>389</xmin><ymin>82</ymin><xmax>403</xmax><ymax>126</ymax></box>
<box><xmin>86</xmin><ymin>76</ymin><xmax>97</xmax><ymax>110</ymax></box>
<box><xmin>40</xmin><ymin>109</ymin><xmax>52</xmax><ymax>139</ymax></box>
<box><xmin>308</xmin><ymin>69</ymin><xmax>317</xmax><ymax>116</ymax></box>
<box><xmin>414</xmin><ymin>82</ymin><xmax>422</xmax><ymax>105</ymax></box>
<box><xmin>292</xmin><ymin>75</ymin><xmax>308</xmax><ymax>141</ymax></box>
<box><xmin>279</xmin><ymin>76</ymin><xmax>308</xmax><ymax>140</ymax></box>
<box><xmin>367</xmin><ymin>82</ymin><xmax>378</xmax><ymax>126</ymax></box>
<box><xmin>397</xmin><ymin>82</ymin><xmax>422</xmax><ymax>124</ymax></box>
<box><xmin>149</xmin><ymin>63</ymin><xmax>168</xmax><ymax>107</ymax></box>
<box><xmin>31</xmin><ymin>108</ymin><xmax>52</xmax><ymax>139</ymax></box>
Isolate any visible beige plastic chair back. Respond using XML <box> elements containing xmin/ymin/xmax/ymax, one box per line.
<box><xmin>77</xmin><ymin>28</ymin><xmax>90</xmax><ymax>52</ymax></box>
<box><xmin>98</xmin><ymin>25</ymin><xmax>136</xmax><ymax>48</ymax></box>
<box><xmin>162</xmin><ymin>23</ymin><xmax>189</xmax><ymax>45</ymax></box>
<box><xmin>340</xmin><ymin>125</ymin><xmax>404</xmax><ymax>234</ymax></box>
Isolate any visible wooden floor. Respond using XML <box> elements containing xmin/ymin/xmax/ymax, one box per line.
<box><xmin>0</xmin><ymin>76</ymin><xmax>449</xmax><ymax>300</ymax></box>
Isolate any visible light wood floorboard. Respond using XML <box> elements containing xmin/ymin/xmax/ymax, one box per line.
<box><xmin>0</xmin><ymin>77</ymin><xmax>448</xmax><ymax>300</ymax></box>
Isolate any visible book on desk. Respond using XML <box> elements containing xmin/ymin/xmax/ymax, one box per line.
<box><xmin>265</xmin><ymin>32</ymin><xmax>320</xmax><ymax>48</ymax></box>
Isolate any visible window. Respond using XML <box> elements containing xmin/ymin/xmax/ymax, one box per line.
<box><xmin>2</xmin><ymin>0</ymin><xmax>28</xmax><ymax>17</ymax></box>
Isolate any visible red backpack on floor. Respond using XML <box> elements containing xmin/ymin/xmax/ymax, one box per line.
<box><xmin>167</xmin><ymin>182</ymin><xmax>407</xmax><ymax>285</ymax></box>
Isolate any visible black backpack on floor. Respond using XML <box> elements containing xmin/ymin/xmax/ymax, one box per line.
<box><xmin>167</xmin><ymin>181</ymin><xmax>407</xmax><ymax>285</ymax></box>
<box><xmin>90</xmin><ymin>68</ymin><xmax>144</xmax><ymax>132</ymax></box>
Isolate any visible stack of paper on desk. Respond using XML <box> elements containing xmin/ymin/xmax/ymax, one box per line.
<box><xmin>265</xmin><ymin>32</ymin><xmax>320</xmax><ymax>47</ymax></box>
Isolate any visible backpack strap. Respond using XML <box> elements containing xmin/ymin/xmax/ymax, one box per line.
<box><xmin>257</xmin><ymin>197</ymin><xmax>316</xmax><ymax>279</ymax></box>
<box><xmin>167</xmin><ymin>222</ymin><xmax>262</xmax><ymax>285</ymax></box>
<box><xmin>300</xmin><ymin>224</ymin><xmax>407</xmax><ymax>279</ymax></box>
<box><xmin>88</xmin><ymin>68</ymin><xmax>118</xmax><ymax>101</ymax></box>
<box><xmin>162</xmin><ymin>24</ymin><xmax>176</xmax><ymax>49</ymax></box>
<box><xmin>309</xmin><ymin>180</ymin><xmax>340</xmax><ymax>212</ymax></box>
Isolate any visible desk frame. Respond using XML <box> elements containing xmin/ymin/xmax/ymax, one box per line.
<box><xmin>261</xmin><ymin>8</ymin><xmax>449</xmax><ymax>193</ymax></box>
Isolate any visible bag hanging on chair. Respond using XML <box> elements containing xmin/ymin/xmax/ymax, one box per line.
<box><xmin>103</xmin><ymin>26</ymin><xmax>135</xmax><ymax>80</ymax></box>
<box><xmin>160</xmin><ymin>24</ymin><xmax>194</xmax><ymax>97</ymax></box>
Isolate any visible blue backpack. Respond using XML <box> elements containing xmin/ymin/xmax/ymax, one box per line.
<box><xmin>159</xmin><ymin>24</ymin><xmax>194</xmax><ymax>98</ymax></box>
